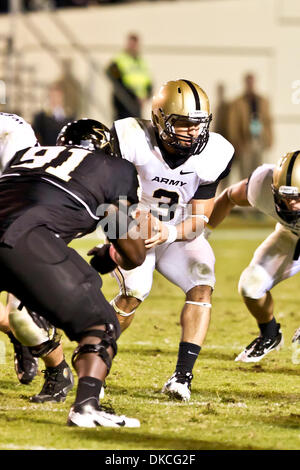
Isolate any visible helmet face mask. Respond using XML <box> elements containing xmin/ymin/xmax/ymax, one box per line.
<box><xmin>272</xmin><ymin>185</ymin><xmax>300</xmax><ymax>225</ymax></box>
<box><xmin>162</xmin><ymin>113</ymin><xmax>212</xmax><ymax>157</ymax></box>
<box><xmin>56</xmin><ymin>119</ymin><xmax>114</xmax><ymax>156</ymax></box>
<box><xmin>272</xmin><ymin>151</ymin><xmax>300</xmax><ymax>225</ymax></box>
<box><xmin>152</xmin><ymin>79</ymin><xmax>212</xmax><ymax>158</ymax></box>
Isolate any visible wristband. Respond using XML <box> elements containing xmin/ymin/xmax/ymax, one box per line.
<box><xmin>166</xmin><ymin>224</ymin><xmax>177</xmax><ymax>243</ymax></box>
<box><xmin>190</xmin><ymin>214</ymin><xmax>209</xmax><ymax>224</ymax></box>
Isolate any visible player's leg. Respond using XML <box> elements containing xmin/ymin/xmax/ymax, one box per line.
<box><xmin>28</xmin><ymin>323</ymin><xmax>73</xmax><ymax>404</ymax></box>
<box><xmin>0</xmin><ymin>295</ymin><xmax>9</xmax><ymax>333</ymax></box>
<box><xmin>156</xmin><ymin>236</ymin><xmax>215</xmax><ymax>401</ymax></box>
<box><xmin>110</xmin><ymin>250</ymin><xmax>156</xmax><ymax>331</ymax></box>
<box><xmin>4</xmin><ymin>294</ymin><xmax>39</xmax><ymax>385</ymax></box>
<box><xmin>236</xmin><ymin>226</ymin><xmax>300</xmax><ymax>362</ymax></box>
<box><xmin>0</xmin><ymin>294</ymin><xmax>37</xmax><ymax>385</ymax></box>
<box><xmin>0</xmin><ymin>227</ymin><xmax>139</xmax><ymax>427</ymax></box>
<box><xmin>7</xmin><ymin>295</ymin><xmax>73</xmax><ymax>399</ymax></box>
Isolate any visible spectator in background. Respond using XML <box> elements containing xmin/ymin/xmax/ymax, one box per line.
<box><xmin>32</xmin><ymin>83</ymin><xmax>74</xmax><ymax>145</ymax></box>
<box><xmin>227</xmin><ymin>73</ymin><xmax>273</xmax><ymax>180</ymax></box>
<box><xmin>213</xmin><ymin>83</ymin><xmax>230</xmax><ymax>141</ymax></box>
<box><xmin>55</xmin><ymin>58</ymin><xmax>82</xmax><ymax>118</ymax></box>
<box><xmin>106</xmin><ymin>33</ymin><xmax>153</xmax><ymax>120</ymax></box>
<box><xmin>213</xmin><ymin>83</ymin><xmax>231</xmax><ymax>191</ymax></box>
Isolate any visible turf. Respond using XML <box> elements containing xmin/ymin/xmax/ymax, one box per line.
<box><xmin>1</xmin><ymin>217</ymin><xmax>300</xmax><ymax>450</ymax></box>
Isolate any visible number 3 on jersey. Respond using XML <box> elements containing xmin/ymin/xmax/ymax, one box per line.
<box><xmin>10</xmin><ymin>146</ymin><xmax>90</xmax><ymax>182</ymax></box>
<box><xmin>152</xmin><ymin>188</ymin><xmax>179</xmax><ymax>221</ymax></box>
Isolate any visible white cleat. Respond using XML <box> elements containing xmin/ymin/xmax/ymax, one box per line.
<box><xmin>67</xmin><ymin>400</ymin><xmax>140</xmax><ymax>428</ymax></box>
<box><xmin>161</xmin><ymin>371</ymin><xmax>193</xmax><ymax>402</ymax></box>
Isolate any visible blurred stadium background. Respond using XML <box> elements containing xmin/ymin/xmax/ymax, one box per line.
<box><xmin>0</xmin><ymin>0</ymin><xmax>299</xmax><ymax>174</ymax></box>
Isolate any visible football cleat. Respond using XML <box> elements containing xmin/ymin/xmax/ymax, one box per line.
<box><xmin>67</xmin><ymin>399</ymin><xmax>140</xmax><ymax>428</ymax></box>
<box><xmin>291</xmin><ymin>327</ymin><xmax>300</xmax><ymax>364</ymax></box>
<box><xmin>161</xmin><ymin>371</ymin><xmax>193</xmax><ymax>402</ymax></box>
<box><xmin>30</xmin><ymin>363</ymin><xmax>74</xmax><ymax>403</ymax></box>
<box><xmin>235</xmin><ymin>326</ymin><xmax>283</xmax><ymax>363</ymax></box>
<box><xmin>8</xmin><ymin>333</ymin><xmax>38</xmax><ymax>385</ymax></box>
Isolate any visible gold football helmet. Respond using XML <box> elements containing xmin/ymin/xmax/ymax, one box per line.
<box><xmin>272</xmin><ymin>151</ymin><xmax>300</xmax><ymax>224</ymax></box>
<box><xmin>151</xmin><ymin>79</ymin><xmax>212</xmax><ymax>157</ymax></box>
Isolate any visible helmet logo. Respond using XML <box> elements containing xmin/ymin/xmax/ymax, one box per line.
<box><xmin>93</xmin><ymin>127</ymin><xmax>110</xmax><ymax>149</ymax></box>
<box><xmin>188</xmin><ymin>111</ymin><xmax>208</xmax><ymax>118</ymax></box>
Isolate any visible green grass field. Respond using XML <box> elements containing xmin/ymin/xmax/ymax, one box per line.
<box><xmin>1</xmin><ymin>217</ymin><xmax>300</xmax><ymax>450</ymax></box>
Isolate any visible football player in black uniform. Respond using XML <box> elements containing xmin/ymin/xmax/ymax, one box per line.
<box><xmin>0</xmin><ymin>119</ymin><xmax>145</xmax><ymax>427</ymax></box>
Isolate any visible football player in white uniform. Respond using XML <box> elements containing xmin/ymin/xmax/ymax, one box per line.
<box><xmin>206</xmin><ymin>151</ymin><xmax>300</xmax><ymax>362</ymax></box>
<box><xmin>0</xmin><ymin>113</ymin><xmax>73</xmax><ymax>401</ymax></box>
<box><xmin>90</xmin><ymin>79</ymin><xmax>234</xmax><ymax>401</ymax></box>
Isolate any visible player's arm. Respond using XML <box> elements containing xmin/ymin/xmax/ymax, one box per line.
<box><xmin>145</xmin><ymin>197</ymin><xmax>214</xmax><ymax>249</ymax></box>
<box><xmin>88</xmin><ymin>161</ymin><xmax>145</xmax><ymax>274</ymax></box>
<box><xmin>0</xmin><ymin>116</ymin><xmax>38</xmax><ymax>171</ymax></box>
<box><xmin>208</xmin><ymin>178</ymin><xmax>250</xmax><ymax>229</ymax></box>
<box><xmin>89</xmin><ymin>200</ymin><xmax>145</xmax><ymax>274</ymax></box>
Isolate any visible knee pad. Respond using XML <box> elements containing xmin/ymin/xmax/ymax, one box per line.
<box><xmin>29</xmin><ymin>328</ymin><xmax>61</xmax><ymax>358</ymax></box>
<box><xmin>238</xmin><ymin>265</ymin><xmax>272</xmax><ymax>299</ymax></box>
<box><xmin>72</xmin><ymin>323</ymin><xmax>118</xmax><ymax>376</ymax></box>
<box><xmin>9</xmin><ymin>307</ymin><xmax>51</xmax><ymax>347</ymax></box>
<box><xmin>111</xmin><ymin>268</ymin><xmax>151</xmax><ymax>302</ymax></box>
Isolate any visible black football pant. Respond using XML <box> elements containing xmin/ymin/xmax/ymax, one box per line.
<box><xmin>0</xmin><ymin>226</ymin><xmax>120</xmax><ymax>341</ymax></box>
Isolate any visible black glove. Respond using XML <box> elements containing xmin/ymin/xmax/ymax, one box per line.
<box><xmin>88</xmin><ymin>244</ymin><xmax>117</xmax><ymax>275</ymax></box>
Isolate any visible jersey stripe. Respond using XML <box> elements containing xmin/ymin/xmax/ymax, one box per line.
<box><xmin>181</xmin><ymin>79</ymin><xmax>201</xmax><ymax>110</ymax></box>
<box><xmin>286</xmin><ymin>151</ymin><xmax>300</xmax><ymax>186</ymax></box>
<box><xmin>1</xmin><ymin>173</ymin><xmax>99</xmax><ymax>221</ymax></box>
<box><xmin>42</xmin><ymin>177</ymin><xmax>99</xmax><ymax>220</ymax></box>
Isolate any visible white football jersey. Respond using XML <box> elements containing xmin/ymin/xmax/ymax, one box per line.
<box><xmin>0</xmin><ymin>113</ymin><xmax>37</xmax><ymax>174</ymax></box>
<box><xmin>114</xmin><ymin>118</ymin><xmax>234</xmax><ymax>225</ymax></box>
<box><xmin>247</xmin><ymin>164</ymin><xmax>300</xmax><ymax>236</ymax></box>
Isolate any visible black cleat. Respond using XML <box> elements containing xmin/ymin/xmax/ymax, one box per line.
<box><xmin>235</xmin><ymin>325</ymin><xmax>283</xmax><ymax>363</ymax></box>
<box><xmin>8</xmin><ymin>333</ymin><xmax>38</xmax><ymax>385</ymax></box>
<box><xmin>67</xmin><ymin>399</ymin><xmax>140</xmax><ymax>428</ymax></box>
<box><xmin>30</xmin><ymin>362</ymin><xmax>74</xmax><ymax>403</ymax></box>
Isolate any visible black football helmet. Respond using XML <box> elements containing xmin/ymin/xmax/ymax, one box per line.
<box><xmin>56</xmin><ymin>119</ymin><xmax>114</xmax><ymax>156</ymax></box>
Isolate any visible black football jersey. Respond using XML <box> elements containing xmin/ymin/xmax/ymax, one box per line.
<box><xmin>0</xmin><ymin>145</ymin><xmax>139</xmax><ymax>244</ymax></box>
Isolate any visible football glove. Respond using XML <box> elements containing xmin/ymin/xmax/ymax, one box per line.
<box><xmin>88</xmin><ymin>244</ymin><xmax>117</xmax><ymax>274</ymax></box>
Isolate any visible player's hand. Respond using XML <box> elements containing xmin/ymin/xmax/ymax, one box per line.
<box><xmin>145</xmin><ymin>220</ymin><xmax>169</xmax><ymax>249</ymax></box>
<box><xmin>88</xmin><ymin>244</ymin><xmax>117</xmax><ymax>274</ymax></box>
<box><xmin>134</xmin><ymin>210</ymin><xmax>162</xmax><ymax>249</ymax></box>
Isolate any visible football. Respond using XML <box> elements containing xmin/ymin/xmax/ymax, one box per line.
<box><xmin>134</xmin><ymin>209</ymin><xmax>160</xmax><ymax>241</ymax></box>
